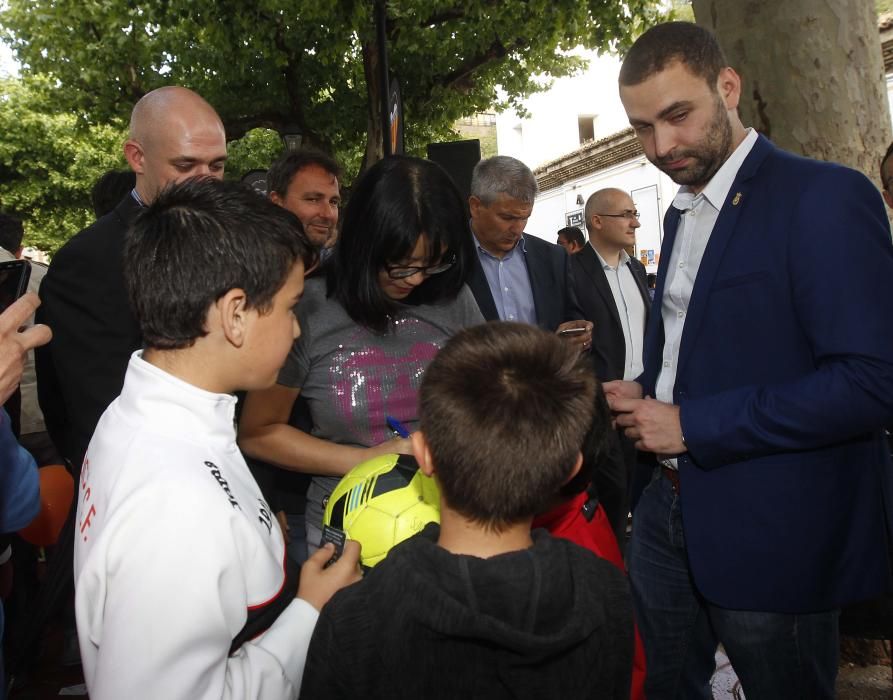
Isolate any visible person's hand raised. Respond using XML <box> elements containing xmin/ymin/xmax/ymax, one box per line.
<box><xmin>0</xmin><ymin>293</ymin><xmax>51</xmax><ymax>405</ymax></box>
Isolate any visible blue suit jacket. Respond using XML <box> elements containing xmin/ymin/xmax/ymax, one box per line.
<box><xmin>642</xmin><ymin>135</ymin><xmax>893</xmax><ymax>612</ymax></box>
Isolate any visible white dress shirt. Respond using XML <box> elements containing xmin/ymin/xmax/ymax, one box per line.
<box><xmin>656</xmin><ymin>128</ymin><xmax>758</xmax><ymax>463</ymax></box>
<box><xmin>593</xmin><ymin>245</ymin><xmax>646</xmax><ymax>380</ymax></box>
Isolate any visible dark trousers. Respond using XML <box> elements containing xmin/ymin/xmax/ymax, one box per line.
<box><xmin>592</xmin><ymin>428</ymin><xmax>630</xmax><ymax>554</ymax></box>
<box><xmin>629</xmin><ymin>469</ymin><xmax>839</xmax><ymax>699</ymax></box>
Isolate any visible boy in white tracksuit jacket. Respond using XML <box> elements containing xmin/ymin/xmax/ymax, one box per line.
<box><xmin>73</xmin><ymin>179</ymin><xmax>361</xmax><ymax>700</ymax></box>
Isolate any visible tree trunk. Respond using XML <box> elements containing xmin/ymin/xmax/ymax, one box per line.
<box><xmin>691</xmin><ymin>0</ymin><xmax>891</xmax><ymax>192</ymax></box>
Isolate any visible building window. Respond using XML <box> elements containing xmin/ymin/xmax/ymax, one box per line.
<box><xmin>578</xmin><ymin>115</ymin><xmax>596</xmax><ymax>144</ymax></box>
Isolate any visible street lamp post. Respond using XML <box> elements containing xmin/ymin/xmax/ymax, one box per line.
<box><xmin>281</xmin><ymin>125</ymin><xmax>303</xmax><ymax>151</ymax></box>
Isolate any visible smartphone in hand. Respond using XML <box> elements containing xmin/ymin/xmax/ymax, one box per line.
<box><xmin>0</xmin><ymin>260</ymin><xmax>31</xmax><ymax>315</ymax></box>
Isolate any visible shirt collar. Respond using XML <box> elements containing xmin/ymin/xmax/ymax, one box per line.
<box><xmin>472</xmin><ymin>229</ymin><xmax>526</xmax><ymax>260</ymax></box>
<box><xmin>673</xmin><ymin>127</ymin><xmax>758</xmax><ymax>212</ymax></box>
<box><xmin>592</xmin><ymin>243</ymin><xmax>630</xmax><ymax>270</ymax></box>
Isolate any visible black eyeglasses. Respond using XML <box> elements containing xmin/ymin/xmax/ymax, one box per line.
<box><xmin>385</xmin><ymin>255</ymin><xmax>456</xmax><ymax>280</ymax></box>
<box><xmin>597</xmin><ymin>210</ymin><xmax>640</xmax><ymax>220</ymax></box>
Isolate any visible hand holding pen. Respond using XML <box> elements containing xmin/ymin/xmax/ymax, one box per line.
<box><xmin>385</xmin><ymin>415</ymin><xmax>414</xmax><ymax>454</ymax></box>
<box><xmin>386</xmin><ymin>415</ymin><xmax>411</xmax><ymax>438</ymax></box>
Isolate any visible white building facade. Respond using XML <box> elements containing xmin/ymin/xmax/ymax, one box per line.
<box><xmin>495</xmin><ymin>50</ymin><xmax>676</xmax><ymax>273</ymax></box>
<box><xmin>498</xmin><ymin>34</ymin><xmax>893</xmax><ymax>273</ymax></box>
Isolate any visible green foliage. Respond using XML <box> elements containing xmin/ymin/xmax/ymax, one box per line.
<box><xmin>0</xmin><ymin>77</ymin><xmax>301</xmax><ymax>255</ymax></box>
<box><xmin>880</xmin><ymin>0</ymin><xmax>893</xmax><ymax>15</ymax></box>
<box><xmin>0</xmin><ymin>0</ymin><xmax>669</xmax><ymax>250</ymax></box>
<box><xmin>225</xmin><ymin>128</ymin><xmax>285</xmax><ymax>181</ymax></box>
<box><xmin>479</xmin><ymin>132</ymin><xmax>498</xmax><ymax>159</ymax></box>
<box><xmin>1</xmin><ymin>0</ymin><xmax>665</xmax><ymax>178</ymax></box>
<box><xmin>668</xmin><ymin>1</ymin><xmax>695</xmax><ymax>22</ymax></box>
<box><xmin>0</xmin><ymin>76</ymin><xmax>127</xmax><ymax>255</ymax></box>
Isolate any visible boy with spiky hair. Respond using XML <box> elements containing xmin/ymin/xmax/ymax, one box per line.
<box><xmin>300</xmin><ymin>321</ymin><xmax>634</xmax><ymax>700</ymax></box>
<box><xmin>74</xmin><ymin>178</ymin><xmax>361</xmax><ymax>700</ymax></box>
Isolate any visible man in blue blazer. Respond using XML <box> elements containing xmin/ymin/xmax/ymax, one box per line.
<box><xmin>607</xmin><ymin>22</ymin><xmax>893</xmax><ymax>699</ymax></box>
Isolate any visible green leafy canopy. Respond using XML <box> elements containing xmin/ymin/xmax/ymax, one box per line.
<box><xmin>0</xmin><ymin>76</ymin><xmax>128</xmax><ymax>253</ymax></box>
<box><xmin>1</xmin><ymin>0</ymin><xmax>666</xmax><ymax>253</ymax></box>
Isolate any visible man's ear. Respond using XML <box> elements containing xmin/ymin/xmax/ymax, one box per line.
<box><xmin>123</xmin><ymin>140</ymin><xmax>145</xmax><ymax>174</ymax></box>
<box><xmin>468</xmin><ymin>195</ymin><xmax>482</xmax><ymax>218</ymax></box>
<box><xmin>562</xmin><ymin>451</ymin><xmax>584</xmax><ymax>486</ymax></box>
<box><xmin>717</xmin><ymin>66</ymin><xmax>742</xmax><ymax>112</ymax></box>
<box><xmin>411</xmin><ymin>431</ymin><xmax>436</xmax><ymax>477</ymax></box>
<box><xmin>216</xmin><ymin>288</ymin><xmax>249</xmax><ymax>348</ymax></box>
<box><xmin>269</xmin><ymin>191</ymin><xmax>283</xmax><ymax>207</ymax></box>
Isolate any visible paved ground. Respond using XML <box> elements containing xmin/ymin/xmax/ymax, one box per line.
<box><xmin>711</xmin><ymin>649</ymin><xmax>893</xmax><ymax>699</ymax></box>
<box><xmin>10</xmin><ymin>642</ymin><xmax>892</xmax><ymax>698</ymax></box>
<box><xmin>837</xmin><ymin>664</ymin><xmax>893</xmax><ymax>699</ymax></box>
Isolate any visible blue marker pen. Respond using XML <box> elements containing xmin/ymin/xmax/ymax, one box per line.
<box><xmin>386</xmin><ymin>415</ymin><xmax>410</xmax><ymax>438</ymax></box>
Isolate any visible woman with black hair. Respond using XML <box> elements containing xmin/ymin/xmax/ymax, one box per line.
<box><xmin>239</xmin><ymin>155</ymin><xmax>484</xmax><ymax>551</ymax></box>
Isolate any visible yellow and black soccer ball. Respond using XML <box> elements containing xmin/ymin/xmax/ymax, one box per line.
<box><xmin>323</xmin><ymin>453</ymin><xmax>440</xmax><ymax>568</ymax></box>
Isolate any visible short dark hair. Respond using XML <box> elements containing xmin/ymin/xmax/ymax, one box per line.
<box><xmin>619</xmin><ymin>21</ymin><xmax>728</xmax><ymax>89</ymax></box>
<box><xmin>124</xmin><ymin>178</ymin><xmax>314</xmax><ymax>350</ymax></box>
<box><xmin>419</xmin><ymin>322</ymin><xmax>596</xmax><ymax>531</ymax></box>
<box><xmin>880</xmin><ymin>142</ymin><xmax>893</xmax><ymax>191</ymax></box>
<box><xmin>557</xmin><ymin>225</ymin><xmax>585</xmax><ymax>247</ymax></box>
<box><xmin>0</xmin><ymin>214</ymin><xmax>24</xmax><ymax>254</ymax></box>
<box><xmin>267</xmin><ymin>149</ymin><xmax>342</xmax><ymax>198</ymax></box>
<box><xmin>329</xmin><ymin>155</ymin><xmax>473</xmax><ymax>333</ymax></box>
<box><xmin>558</xmin><ymin>387</ymin><xmax>613</xmax><ymax>499</ymax></box>
<box><xmin>91</xmin><ymin>169</ymin><xmax>137</xmax><ymax>218</ymax></box>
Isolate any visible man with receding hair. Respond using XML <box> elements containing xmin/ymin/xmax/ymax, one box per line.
<box><xmin>37</xmin><ymin>87</ymin><xmax>227</xmax><ymax>470</ymax></box>
<box><xmin>575</xmin><ymin>188</ymin><xmax>649</xmax><ymax>387</ymax></box>
<box><xmin>607</xmin><ymin>22</ymin><xmax>893</xmax><ymax>698</ymax></box>
<box><xmin>572</xmin><ymin>188</ymin><xmax>650</xmax><ymax>547</ymax></box>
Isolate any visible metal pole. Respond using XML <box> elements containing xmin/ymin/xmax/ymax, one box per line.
<box><xmin>375</xmin><ymin>0</ymin><xmax>391</xmax><ymax>157</ymax></box>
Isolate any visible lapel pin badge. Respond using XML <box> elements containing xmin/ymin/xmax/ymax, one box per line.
<box><xmin>732</xmin><ymin>192</ymin><xmax>743</xmax><ymax>206</ymax></box>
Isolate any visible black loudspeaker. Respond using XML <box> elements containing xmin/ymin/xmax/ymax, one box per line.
<box><xmin>426</xmin><ymin>139</ymin><xmax>481</xmax><ymax>203</ymax></box>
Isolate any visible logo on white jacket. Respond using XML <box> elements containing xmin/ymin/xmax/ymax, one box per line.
<box><xmin>203</xmin><ymin>461</ymin><xmax>240</xmax><ymax>509</ymax></box>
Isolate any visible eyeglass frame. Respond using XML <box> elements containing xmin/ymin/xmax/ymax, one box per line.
<box><xmin>595</xmin><ymin>210</ymin><xmax>641</xmax><ymax>220</ymax></box>
<box><xmin>384</xmin><ymin>254</ymin><xmax>457</xmax><ymax>280</ymax></box>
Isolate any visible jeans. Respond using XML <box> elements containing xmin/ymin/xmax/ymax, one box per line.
<box><xmin>628</xmin><ymin>469</ymin><xmax>839</xmax><ymax>700</ymax></box>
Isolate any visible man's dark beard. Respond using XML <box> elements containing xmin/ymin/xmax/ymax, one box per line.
<box><xmin>654</xmin><ymin>97</ymin><xmax>733</xmax><ymax>190</ymax></box>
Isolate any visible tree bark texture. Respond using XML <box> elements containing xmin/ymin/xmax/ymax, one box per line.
<box><xmin>692</xmin><ymin>0</ymin><xmax>891</xmax><ymax>190</ymax></box>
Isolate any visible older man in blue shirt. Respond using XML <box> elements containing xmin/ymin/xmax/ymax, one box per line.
<box><xmin>464</xmin><ymin>157</ymin><xmax>635</xmax><ymax>548</ymax></box>
<box><xmin>466</xmin><ymin>155</ymin><xmax>590</xmax><ymax>341</ymax></box>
